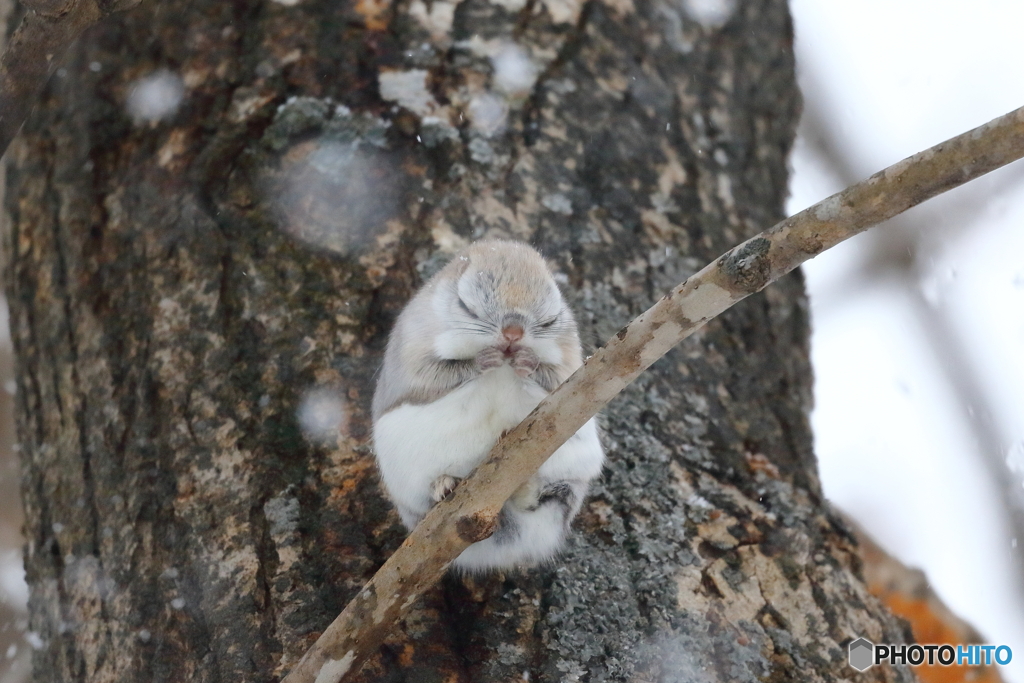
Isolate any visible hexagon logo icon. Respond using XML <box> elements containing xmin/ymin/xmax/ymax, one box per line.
<box><xmin>849</xmin><ymin>638</ymin><xmax>874</xmax><ymax>672</ymax></box>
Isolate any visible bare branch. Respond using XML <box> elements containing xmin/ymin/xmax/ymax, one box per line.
<box><xmin>281</xmin><ymin>104</ymin><xmax>1024</xmax><ymax>683</ymax></box>
<box><xmin>0</xmin><ymin>0</ymin><xmax>142</xmax><ymax>159</ymax></box>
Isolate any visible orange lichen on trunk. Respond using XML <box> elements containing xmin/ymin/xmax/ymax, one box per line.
<box><xmin>354</xmin><ymin>0</ymin><xmax>390</xmax><ymax>31</ymax></box>
<box><xmin>857</xmin><ymin>523</ymin><xmax>1004</xmax><ymax>683</ymax></box>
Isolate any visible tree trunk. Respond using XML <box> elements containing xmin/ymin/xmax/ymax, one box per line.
<box><xmin>1</xmin><ymin>0</ymin><xmax>913</xmax><ymax>680</ymax></box>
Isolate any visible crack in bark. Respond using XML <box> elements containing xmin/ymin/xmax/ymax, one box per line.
<box><xmin>519</xmin><ymin>0</ymin><xmax>596</xmax><ymax>149</ymax></box>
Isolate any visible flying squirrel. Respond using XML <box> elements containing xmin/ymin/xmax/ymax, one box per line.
<box><xmin>372</xmin><ymin>240</ymin><xmax>605</xmax><ymax>572</ymax></box>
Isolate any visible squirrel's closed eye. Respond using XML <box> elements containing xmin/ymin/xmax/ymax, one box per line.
<box><xmin>538</xmin><ymin>316</ymin><xmax>558</xmax><ymax>328</ymax></box>
<box><xmin>457</xmin><ymin>298</ymin><xmax>478</xmax><ymax>318</ymax></box>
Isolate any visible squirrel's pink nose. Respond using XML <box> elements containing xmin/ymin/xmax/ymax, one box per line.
<box><xmin>502</xmin><ymin>325</ymin><xmax>524</xmax><ymax>343</ymax></box>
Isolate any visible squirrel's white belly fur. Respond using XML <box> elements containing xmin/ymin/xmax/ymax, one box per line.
<box><xmin>373</xmin><ymin>365</ymin><xmax>603</xmax><ymax>571</ymax></box>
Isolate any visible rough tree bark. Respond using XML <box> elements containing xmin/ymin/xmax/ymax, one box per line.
<box><xmin>2</xmin><ymin>0</ymin><xmax>913</xmax><ymax>681</ymax></box>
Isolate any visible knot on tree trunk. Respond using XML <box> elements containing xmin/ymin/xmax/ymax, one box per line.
<box><xmin>455</xmin><ymin>510</ymin><xmax>499</xmax><ymax>543</ymax></box>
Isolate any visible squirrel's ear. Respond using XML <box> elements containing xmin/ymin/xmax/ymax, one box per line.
<box><xmin>451</xmin><ymin>255</ymin><xmax>471</xmax><ymax>279</ymax></box>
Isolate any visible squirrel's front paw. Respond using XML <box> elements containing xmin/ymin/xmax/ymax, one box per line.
<box><xmin>476</xmin><ymin>346</ymin><xmax>505</xmax><ymax>370</ymax></box>
<box><xmin>430</xmin><ymin>474</ymin><xmax>462</xmax><ymax>502</ymax></box>
<box><xmin>511</xmin><ymin>347</ymin><xmax>540</xmax><ymax>377</ymax></box>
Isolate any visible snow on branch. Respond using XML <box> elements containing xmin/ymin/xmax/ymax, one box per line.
<box><xmin>0</xmin><ymin>0</ymin><xmax>142</xmax><ymax>158</ymax></box>
<box><xmin>283</xmin><ymin>104</ymin><xmax>1024</xmax><ymax>683</ymax></box>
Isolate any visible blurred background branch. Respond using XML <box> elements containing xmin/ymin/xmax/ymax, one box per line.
<box><xmin>790</xmin><ymin>1</ymin><xmax>1024</xmax><ymax>680</ymax></box>
<box><xmin>797</xmin><ymin>88</ymin><xmax>1024</xmax><ymax>580</ymax></box>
